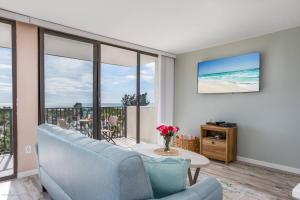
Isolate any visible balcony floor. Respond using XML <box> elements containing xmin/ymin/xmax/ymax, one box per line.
<box><xmin>114</xmin><ymin>137</ymin><xmax>137</xmax><ymax>148</ymax></box>
<box><xmin>0</xmin><ymin>154</ymin><xmax>14</xmax><ymax>178</ymax></box>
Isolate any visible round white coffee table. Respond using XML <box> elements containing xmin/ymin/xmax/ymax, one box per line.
<box><xmin>293</xmin><ymin>183</ymin><xmax>300</xmax><ymax>200</ymax></box>
<box><xmin>131</xmin><ymin>143</ymin><xmax>210</xmax><ymax>185</ymax></box>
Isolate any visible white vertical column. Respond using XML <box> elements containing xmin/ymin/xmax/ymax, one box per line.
<box><xmin>156</xmin><ymin>55</ymin><xmax>175</xmax><ymax>144</ymax></box>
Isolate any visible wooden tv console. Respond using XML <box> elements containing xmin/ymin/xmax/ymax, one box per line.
<box><xmin>200</xmin><ymin>125</ymin><xmax>237</xmax><ymax>164</ymax></box>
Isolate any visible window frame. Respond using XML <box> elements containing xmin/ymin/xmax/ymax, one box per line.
<box><xmin>0</xmin><ymin>17</ymin><xmax>17</xmax><ymax>181</ymax></box>
<box><xmin>38</xmin><ymin>28</ymin><xmax>158</xmax><ymax>143</ymax></box>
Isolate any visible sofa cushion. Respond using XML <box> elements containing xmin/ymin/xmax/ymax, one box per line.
<box><xmin>142</xmin><ymin>156</ymin><xmax>190</xmax><ymax>198</ymax></box>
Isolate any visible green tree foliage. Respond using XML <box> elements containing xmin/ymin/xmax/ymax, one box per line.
<box><xmin>0</xmin><ymin>109</ymin><xmax>12</xmax><ymax>154</ymax></box>
<box><xmin>121</xmin><ymin>93</ymin><xmax>150</xmax><ymax>106</ymax></box>
<box><xmin>73</xmin><ymin>102</ymin><xmax>83</xmax><ymax>108</ymax></box>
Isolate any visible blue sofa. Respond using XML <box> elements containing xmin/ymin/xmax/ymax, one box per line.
<box><xmin>37</xmin><ymin>124</ymin><xmax>222</xmax><ymax>200</ymax></box>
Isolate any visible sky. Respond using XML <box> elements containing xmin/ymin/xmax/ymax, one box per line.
<box><xmin>0</xmin><ymin>48</ymin><xmax>155</xmax><ymax>108</ymax></box>
<box><xmin>0</xmin><ymin>47</ymin><xmax>12</xmax><ymax>107</ymax></box>
<box><xmin>198</xmin><ymin>52</ymin><xmax>260</xmax><ymax>76</ymax></box>
<box><xmin>44</xmin><ymin>55</ymin><xmax>155</xmax><ymax>108</ymax></box>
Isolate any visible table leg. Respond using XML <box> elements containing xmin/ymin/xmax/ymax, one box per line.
<box><xmin>101</xmin><ymin>131</ymin><xmax>116</xmax><ymax>144</ymax></box>
<box><xmin>188</xmin><ymin>168</ymin><xmax>200</xmax><ymax>185</ymax></box>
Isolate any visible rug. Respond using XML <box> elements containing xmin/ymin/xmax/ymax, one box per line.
<box><xmin>198</xmin><ymin>173</ymin><xmax>278</xmax><ymax>200</ymax></box>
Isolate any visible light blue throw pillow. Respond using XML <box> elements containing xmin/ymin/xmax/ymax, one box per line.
<box><xmin>141</xmin><ymin>156</ymin><xmax>191</xmax><ymax>198</ymax></box>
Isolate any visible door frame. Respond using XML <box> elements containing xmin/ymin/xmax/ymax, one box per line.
<box><xmin>0</xmin><ymin>17</ymin><xmax>18</xmax><ymax>181</ymax></box>
<box><xmin>38</xmin><ymin>28</ymin><xmax>158</xmax><ymax>143</ymax></box>
<box><xmin>38</xmin><ymin>28</ymin><xmax>100</xmax><ymax>139</ymax></box>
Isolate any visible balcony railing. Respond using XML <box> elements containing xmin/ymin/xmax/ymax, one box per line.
<box><xmin>44</xmin><ymin>106</ymin><xmax>127</xmax><ymax>139</ymax></box>
<box><xmin>0</xmin><ymin>108</ymin><xmax>13</xmax><ymax>154</ymax></box>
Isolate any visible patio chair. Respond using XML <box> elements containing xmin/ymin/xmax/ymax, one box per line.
<box><xmin>101</xmin><ymin>116</ymin><xmax>119</xmax><ymax>144</ymax></box>
<box><xmin>57</xmin><ymin>119</ymin><xmax>70</xmax><ymax>129</ymax></box>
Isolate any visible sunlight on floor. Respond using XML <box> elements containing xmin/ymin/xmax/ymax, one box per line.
<box><xmin>114</xmin><ymin>137</ymin><xmax>137</xmax><ymax>148</ymax></box>
<box><xmin>0</xmin><ymin>154</ymin><xmax>14</xmax><ymax>179</ymax></box>
<box><xmin>0</xmin><ymin>181</ymin><xmax>11</xmax><ymax>200</ymax></box>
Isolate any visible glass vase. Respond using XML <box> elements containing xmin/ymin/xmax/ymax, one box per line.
<box><xmin>164</xmin><ymin>136</ymin><xmax>171</xmax><ymax>152</ymax></box>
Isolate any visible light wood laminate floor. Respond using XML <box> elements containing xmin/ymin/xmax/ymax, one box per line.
<box><xmin>200</xmin><ymin>160</ymin><xmax>300</xmax><ymax>199</ymax></box>
<box><xmin>0</xmin><ymin>175</ymin><xmax>50</xmax><ymax>200</ymax></box>
<box><xmin>0</xmin><ymin>160</ymin><xmax>299</xmax><ymax>200</ymax></box>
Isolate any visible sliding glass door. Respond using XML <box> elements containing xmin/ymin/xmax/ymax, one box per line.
<box><xmin>0</xmin><ymin>19</ymin><xmax>16</xmax><ymax>180</ymax></box>
<box><xmin>39</xmin><ymin>29</ymin><xmax>158</xmax><ymax>145</ymax></box>
<box><xmin>100</xmin><ymin>45</ymin><xmax>137</xmax><ymax>144</ymax></box>
<box><xmin>140</xmin><ymin>54</ymin><xmax>158</xmax><ymax>143</ymax></box>
<box><xmin>43</xmin><ymin>33</ymin><xmax>94</xmax><ymax>137</ymax></box>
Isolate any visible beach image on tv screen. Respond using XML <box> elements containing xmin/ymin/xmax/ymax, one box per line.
<box><xmin>198</xmin><ymin>52</ymin><xmax>260</xmax><ymax>93</ymax></box>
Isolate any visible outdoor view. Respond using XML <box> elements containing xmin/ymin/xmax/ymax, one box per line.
<box><xmin>44</xmin><ymin>42</ymin><xmax>156</xmax><ymax>144</ymax></box>
<box><xmin>0</xmin><ymin>45</ymin><xmax>14</xmax><ymax>178</ymax></box>
<box><xmin>44</xmin><ymin>54</ymin><xmax>94</xmax><ymax>137</ymax></box>
<box><xmin>0</xmin><ymin>47</ymin><xmax>13</xmax><ymax>152</ymax></box>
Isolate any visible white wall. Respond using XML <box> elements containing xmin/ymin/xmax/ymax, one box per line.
<box><xmin>126</xmin><ymin>106</ymin><xmax>157</xmax><ymax>144</ymax></box>
<box><xmin>16</xmin><ymin>22</ymin><xmax>38</xmax><ymax>172</ymax></box>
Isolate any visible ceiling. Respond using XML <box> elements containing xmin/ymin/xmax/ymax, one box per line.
<box><xmin>1</xmin><ymin>0</ymin><xmax>300</xmax><ymax>54</ymax></box>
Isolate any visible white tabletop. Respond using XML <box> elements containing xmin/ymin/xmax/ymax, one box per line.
<box><xmin>293</xmin><ymin>183</ymin><xmax>300</xmax><ymax>200</ymax></box>
<box><xmin>79</xmin><ymin>119</ymin><xmax>91</xmax><ymax>122</ymax></box>
<box><xmin>131</xmin><ymin>143</ymin><xmax>210</xmax><ymax>168</ymax></box>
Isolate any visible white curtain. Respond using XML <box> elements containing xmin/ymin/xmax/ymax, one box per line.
<box><xmin>156</xmin><ymin>55</ymin><xmax>175</xmax><ymax>144</ymax></box>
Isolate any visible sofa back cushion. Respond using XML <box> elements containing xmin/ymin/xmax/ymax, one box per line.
<box><xmin>142</xmin><ymin>156</ymin><xmax>190</xmax><ymax>198</ymax></box>
<box><xmin>37</xmin><ymin>124</ymin><xmax>153</xmax><ymax>200</ymax></box>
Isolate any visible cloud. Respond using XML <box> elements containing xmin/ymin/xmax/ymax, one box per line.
<box><xmin>0</xmin><ymin>64</ymin><xmax>11</xmax><ymax>69</ymax></box>
<box><xmin>44</xmin><ymin>55</ymin><xmax>93</xmax><ymax>98</ymax></box>
<box><xmin>0</xmin><ymin>75</ymin><xmax>8</xmax><ymax>79</ymax></box>
<box><xmin>0</xmin><ymin>49</ymin><xmax>13</xmax><ymax>105</ymax></box>
<box><xmin>45</xmin><ymin>55</ymin><xmax>93</xmax><ymax>79</ymax></box>
<box><xmin>126</xmin><ymin>75</ymin><xmax>136</xmax><ymax>80</ymax></box>
<box><xmin>81</xmin><ymin>73</ymin><xmax>93</xmax><ymax>83</ymax></box>
<box><xmin>45</xmin><ymin>76</ymin><xmax>92</xmax><ymax>95</ymax></box>
<box><xmin>141</xmin><ymin>75</ymin><xmax>153</xmax><ymax>81</ymax></box>
<box><xmin>141</xmin><ymin>63</ymin><xmax>155</xmax><ymax>82</ymax></box>
<box><xmin>0</xmin><ymin>48</ymin><xmax>12</xmax><ymax>65</ymax></box>
<box><xmin>43</xmin><ymin>55</ymin><xmax>156</xmax><ymax>106</ymax></box>
<box><xmin>0</xmin><ymin>82</ymin><xmax>12</xmax><ymax>92</ymax></box>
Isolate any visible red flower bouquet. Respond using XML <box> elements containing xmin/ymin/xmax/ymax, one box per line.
<box><xmin>156</xmin><ymin>125</ymin><xmax>180</xmax><ymax>152</ymax></box>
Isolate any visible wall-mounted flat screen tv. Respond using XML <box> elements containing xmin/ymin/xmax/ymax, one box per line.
<box><xmin>197</xmin><ymin>52</ymin><xmax>260</xmax><ymax>94</ymax></box>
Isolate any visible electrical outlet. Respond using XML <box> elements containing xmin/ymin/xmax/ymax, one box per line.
<box><xmin>25</xmin><ymin>145</ymin><xmax>32</xmax><ymax>154</ymax></box>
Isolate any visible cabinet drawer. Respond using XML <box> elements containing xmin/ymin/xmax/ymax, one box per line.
<box><xmin>202</xmin><ymin>150</ymin><xmax>226</xmax><ymax>161</ymax></box>
<box><xmin>202</xmin><ymin>138</ymin><xmax>226</xmax><ymax>160</ymax></box>
<box><xmin>202</xmin><ymin>138</ymin><xmax>226</xmax><ymax>149</ymax></box>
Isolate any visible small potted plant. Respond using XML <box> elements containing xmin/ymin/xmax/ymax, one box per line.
<box><xmin>156</xmin><ymin>125</ymin><xmax>180</xmax><ymax>152</ymax></box>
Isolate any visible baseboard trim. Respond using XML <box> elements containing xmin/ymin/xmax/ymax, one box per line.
<box><xmin>17</xmin><ymin>169</ymin><xmax>39</xmax><ymax>178</ymax></box>
<box><xmin>237</xmin><ymin>156</ymin><xmax>300</xmax><ymax>175</ymax></box>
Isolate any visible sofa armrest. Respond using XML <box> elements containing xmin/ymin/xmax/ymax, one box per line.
<box><xmin>153</xmin><ymin>177</ymin><xmax>222</xmax><ymax>200</ymax></box>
